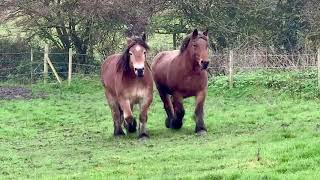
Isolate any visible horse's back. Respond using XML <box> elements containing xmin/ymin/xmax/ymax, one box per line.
<box><xmin>152</xmin><ymin>50</ymin><xmax>179</xmax><ymax>69</ymax></box>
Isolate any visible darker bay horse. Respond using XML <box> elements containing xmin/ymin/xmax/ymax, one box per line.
<box><xmin>151</xmin><ymin>29</ymin><xmax>210</xmax><ymax>135</ymax></box>
<box><xmin>101</xmin><ymin>34</ymin><xmax>153</xmax><ymax>139</ymax></box>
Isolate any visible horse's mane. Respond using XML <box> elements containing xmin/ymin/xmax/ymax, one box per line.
<box><xmin>117</xmin><ymin>37</ymin><xmax>150</xmax><ymax>73</ymax></box>
<box><xmin>179</xmin><ymin>32</ymin><xmax>208</xmax><ymax>53</ymax></box>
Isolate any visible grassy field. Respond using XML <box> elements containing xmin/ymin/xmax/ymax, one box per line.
<box><xmin>1</xmin><ymin>72</ymin><xmax>320</xmax><ymax>179</ymax></box>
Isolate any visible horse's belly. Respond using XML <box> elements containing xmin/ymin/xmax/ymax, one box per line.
<box><xmin>169</xmin><ymin>76</ymin><xmax>207</xmax><ymax>98</ymax></box>
<box><xmin>177</xmin><ymin>88</ymin><xmax>199</xmax><ymax>98</ymax></box>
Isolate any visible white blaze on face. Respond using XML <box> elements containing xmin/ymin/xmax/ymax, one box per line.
<box><xmin>135</xmin><ymin>45</ymin><xmax>141</xmax><ymax>51</ymax></box>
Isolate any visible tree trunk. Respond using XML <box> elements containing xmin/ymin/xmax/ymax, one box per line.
<box><xmin>173</xmin><ymin>33</ymin><xmax>177</xmax><ymax>49</ymax></box>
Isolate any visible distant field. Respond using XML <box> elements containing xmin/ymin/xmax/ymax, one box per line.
<box><xmin>1</xmin><ymin>71</ymin><xmax>319</xmax><ymax>179</ymax></box>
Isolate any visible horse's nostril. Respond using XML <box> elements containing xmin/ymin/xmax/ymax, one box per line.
<box><xmin>201</xmin><ymin>61</ymin><xmax>209</xmax><ymax>69</ymax></box>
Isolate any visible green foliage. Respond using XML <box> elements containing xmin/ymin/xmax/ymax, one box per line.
<box><xmin>173</xmin><ymin>0</ymin><xmax>318</xmax><ymax>51</ymax></box>
<box><xmin>209</xmin><ymin>70</ymin><xmax>320</xmax><ymax>99</ymax></box>
<box><xmin>0</xmin><ymin>38</ymin><xmax>39</xmax><ymax>82</ymax></box>
<box><xmin>1</xmin><ymin>72</ymin><xmax>320</xmax><ymax>179</ymax></box>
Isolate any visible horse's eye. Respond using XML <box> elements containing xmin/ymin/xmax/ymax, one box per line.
<box><xmin>129</xmin><ymin>52</ymin><xmax>133</xmax><ymax>56</ymax></box>
<box><xmin>144</xmin><ymin>51</ymin><xmax>146</xmax><ymax>55</ymax></box>
<box><xmin>193</xmin><ymin>44</ymin><xmax>198</xmax><ymax>47</ymax></box>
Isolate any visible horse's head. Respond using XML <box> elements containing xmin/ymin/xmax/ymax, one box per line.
<box><xmin>127</xmin><ymin>33</ymin><xmax>149</xmax><ymax>77</ymax></box>
<box><xmin>118</xmin><ymin>33</ymin><xmax>149</xmax><ymax>77</ymax></box>
<box><xmin>182</xmin><ymin>29</ymin><xmax>210</xmax><ymax>70</ymax></box>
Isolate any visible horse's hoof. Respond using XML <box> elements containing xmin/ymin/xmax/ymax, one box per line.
<box><xmin>125</xmin><ymin>118</ymin><xmax>137</xmax><ymax>133</ymax></box>
<box><xmin>195</xmin><ymin>126</ymin><xmax>207</xmax><ymax>136</ymax></box>
<box><xmin>196</xmin><ymin>130</ymin><xmax>207</xmax><ymax>136</ymax></box>
<box><xmin>138</xmin><ymin>133</ymin><xmax>149</xmax><ymax>140</ymax></box>
<box><xmin>114</xmin><ymin>128</ymin><xmax>125</xmax><ymax>136</ymax></box>
<box><xmin>172</xmin><ymin>120</ymin><xmax>183</xmax><ymax>129</ymax></box>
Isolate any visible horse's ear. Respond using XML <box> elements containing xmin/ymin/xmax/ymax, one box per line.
<box><xmin>192</xmin><ymin>29</ymin><xmax>198</xmax><ymax>38</ymax></box>
<box><xmin>203</xmin><ymin>29</ymin><xmax>209</xmax><ymax>36</ymax></box>
<box><xmin>126</xmin><ymin>37</ymin><xmax>133</xmax><ymax>45</ymax></box>
<box><xmin>142</xmin><ymin>33</ymin><xmax>147</xmax><ymax>42</ymax></box>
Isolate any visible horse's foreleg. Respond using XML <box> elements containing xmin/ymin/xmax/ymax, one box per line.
<box><xmin>105</xmin><ymin>92</ymin><xmax>125</xmax><ymax>136</ymax></box>
<box><xmin>158</xmin><ymin>90</ymin><xmax>174</xmax><ymax>128</ymax></box>
<box><xmin>194</xmin><ymin>91</ymin><xmax>207</xmax><ymax>134</ymax></box>
<box><xmin>139</xmin><ymin>95</ymin><xmax>152</xmax><ymax>139</ymax></box>
<box><xmin>119</xmin><ymin>99</ymin><xmax>137</xmax><ymax>133</ymax></box>
<box><xmin>172</xmin><ymin>94</ymin><xmax>184</xmax><ymax>129</ymax></box>
<box><xmin>119</xmin><ymin>107</ymin><xmax>124</xmax><ymax>126</ymax></box>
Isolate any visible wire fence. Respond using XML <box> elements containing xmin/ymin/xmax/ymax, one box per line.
<box><xmin>0</xmin><ymin>49</ymin><xmax>320</xmax><ymax>88</ymax></box>
<box><xmin>208</xmin><ymin>51</ymin><xmax>319</xmax><ymax>75</ymax></box>
<box><xmin>0</xmin><ymin>51</ymin><xmax>101</xmax><ymax>84</ymax></box>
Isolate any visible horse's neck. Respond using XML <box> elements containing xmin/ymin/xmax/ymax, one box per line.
<box><xmin>177</xmin><ymin>51</ymin><xmax>194</xmax><ymax>72</ymax></box>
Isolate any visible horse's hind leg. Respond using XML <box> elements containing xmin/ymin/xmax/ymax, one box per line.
<box><xmin>105</xmin><ymin>92</ymin><xmax>125</xmax><ymax>136</ymax></box>
<box><xmin>157</xmin><ymin>86</ymin><xmax>175</xmax><ymax>128</ymax></box>
<box><xmin>171</xmin><ymin>94</ymin><xmax>184</xmax><ymax>129</ymax></box>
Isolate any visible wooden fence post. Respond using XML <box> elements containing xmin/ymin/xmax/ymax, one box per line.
<box><xmin>46</xmin><ymin>57</ymin><xmax>62</xmax><ymax>84</ymax></box>
<box><xmin>68</xmin><ymin>48</ymin><xmax>73</xmax><ymax>86</ymax></box>
<box><xmin>30</xmin><ymin>48</ymin><xmax>33</xmax><ymax>85</ymax></box>
<box><xmin>44</xmin><ymin>44</ymin><xmax>49</xmax><ymax>84</ymax></box>
<box><xmin>229</xmin><ymin>50</ymin><xmax>234</xmax><ymax>89</ymax></box>
<box><xmin>318</xmin><ymin>48</ymin><xmax>320</xmax><ymax>90</ymax></box>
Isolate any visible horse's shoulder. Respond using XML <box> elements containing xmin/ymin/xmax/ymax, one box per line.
<box><xmin>108</xmin><ymin>54</ymin><xmax>122</xmax><ymax>61</ymax></box>
<box><xmin>102</xmin><ymin>54</ymin><xmax>121</xmax><ymax>64</ymax></box>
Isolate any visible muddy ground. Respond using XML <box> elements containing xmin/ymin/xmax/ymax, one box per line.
<box><xmin>0</xmin><ymin>86</ymin><xmax>46</xmax><ymax>100</ymax></box>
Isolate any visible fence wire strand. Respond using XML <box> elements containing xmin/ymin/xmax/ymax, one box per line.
<box><xmin>0</xmin><ymin>50</ymin><xmax>319</xmax><ymax>87</ymax></box>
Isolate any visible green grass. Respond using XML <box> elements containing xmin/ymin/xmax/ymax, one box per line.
<box><xmin>1</xmin><ymin>72</ymin><xmax>320</xmax><ymax>179</ymax></box>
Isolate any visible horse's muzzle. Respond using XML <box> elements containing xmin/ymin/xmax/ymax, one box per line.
<box><xmin>135</xmin><ymin>68</ymin><xmax>144</xmax><ymax>77</ymax></box>
<box><xmin>201</xmin><ymin>61</ymin><xmax>209</xmax><ymax>70</ymax></box>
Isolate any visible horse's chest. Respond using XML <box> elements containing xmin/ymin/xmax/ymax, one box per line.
<box><xmin>126</xmin><ymin>86</ymin><xmax>148</xmax><ymax>103</ymax></box>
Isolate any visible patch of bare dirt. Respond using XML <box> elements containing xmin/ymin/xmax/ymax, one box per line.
<box><xmin>0</xmin><ymin>86</ymin><xmax>46</xmax><ymax>100</ymax></box>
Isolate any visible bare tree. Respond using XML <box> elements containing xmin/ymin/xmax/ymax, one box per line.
<box><xmin>2</xmin><ymin>0</ymin><xmax>168</xmax><ymax>63</ymax></box>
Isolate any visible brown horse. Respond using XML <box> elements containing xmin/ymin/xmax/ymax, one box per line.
<box><xmin>151</xmin><ymin>29</ymin><xmax>209</xmax><ymax>135</ymax></box>
<box><xmin>101</xmin><ymin>34</ymin><xmax>153</xmax><ymax>138</ymax></box>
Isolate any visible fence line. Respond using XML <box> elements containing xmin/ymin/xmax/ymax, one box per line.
<box><xmin>1</xmin><ymin>46</ymin><xmax>320</xmax><ymax>90</ymax></box>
